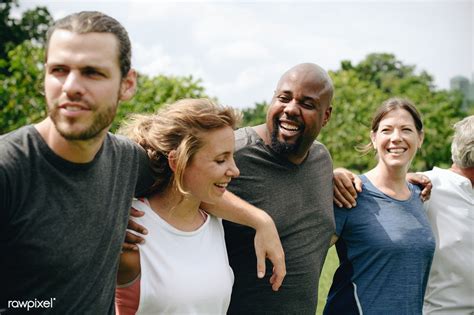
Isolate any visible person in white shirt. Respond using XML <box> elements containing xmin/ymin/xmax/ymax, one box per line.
<box><xmin>115</xmin><ymin>99</ymin><xmax>239</xmax><ymax>315</ymax></box>
<box><xmin>333</xmin><ymin>115</ymin><xmax>474</xmax><ymax>314</ymax></box>
<box><xmin>422</xmin><ymin>115</ymin><xmax>473</xmax><ymax>315</ymax></box>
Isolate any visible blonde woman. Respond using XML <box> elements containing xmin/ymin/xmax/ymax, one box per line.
<box><xmin>115</xmin><ymin>99</ymin><xmax>240</xmax><ymax>314</ymax></box>
<box><xmin>324</xmin><ymin>98</ymin><xmax>436</xmax><ymax>314</ymax></box>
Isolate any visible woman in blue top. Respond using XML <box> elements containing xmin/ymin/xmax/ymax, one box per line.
<box><xmin>324</xmin><ymin>98</ymin><xmax>435</xmax><ymax>314</ymax></box>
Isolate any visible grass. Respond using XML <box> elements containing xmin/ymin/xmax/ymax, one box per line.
<box><xmin>316</xmin><ymin>246</ymin><xmax>339</xmax><ymax>315</ymax></box>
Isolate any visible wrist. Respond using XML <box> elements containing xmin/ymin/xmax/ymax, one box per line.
<box><xmin>252</xmin><ymin>208</ymin><xmax>273</xmax><ymax>231</ymax></box>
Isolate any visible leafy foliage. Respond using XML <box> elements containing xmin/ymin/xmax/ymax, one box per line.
<box><xmin>0</xmin><ymin>0</ymin><xmax>52</xmax><ymax>76</ymax></box>
<box><xmin>241</xmin><ymin>101</ymin><xmax>268</xmax><ymax>127</ymax></box>
<box><xmin>0</xmin><ymin>41</ymin><xmax>46</xmax><ymax>134</ymax></box>
<box><xmin>0</xmin><ymin>0</ymin><xmax>52</xmax><ymax>134</ymax></box>
<box><xmin>112</xmin><ymin>74</ymin><xmax>211</xmax><ymax>131</ymax></box>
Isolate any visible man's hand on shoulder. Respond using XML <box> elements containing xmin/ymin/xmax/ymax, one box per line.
<box><xmin>333</xmin><ymin>168</ymin><xmax>362</xmax><ymax>208</ymax></box>
<box><xmin>407</xmin><ymin>172</ymin><xmax>432</xmax><ymax>202</ymax></box>
<box><xmin>122</xmin><ymin>207</ymin><xmax>147</xmax><ymax>251</ymax></box>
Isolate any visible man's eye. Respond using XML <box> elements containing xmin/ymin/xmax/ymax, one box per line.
<box><xmin>278</xmin><ymin>96</ymin><xmax>290</xmax><ymax>102</ymax></box>
<box><xmin>84</xmin><ymin>69</ymin><xmax>104</xmax><ymax>77</ymax></box>
<box><xmin>51</xmin><ymin>67</ymin><xmax>67</xmax><ymax>74</ymax></box>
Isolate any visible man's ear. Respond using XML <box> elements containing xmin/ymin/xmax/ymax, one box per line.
<box><xmin>168</xmin><ymin>150</ymin><xmax>177</xmax><ymax>172</ymax></box>
<box><xmin>119</xmin><ymin>69</ymin><xmax>137</xmax><ymax>101</ymax></box>
<box><xmin>322</xmin><ymin>106</ymin><xmax>332</xmax><ymax>127</ymax></box>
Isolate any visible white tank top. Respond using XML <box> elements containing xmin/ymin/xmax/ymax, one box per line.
<box><xmin>132</xmin><ymin>199</ymin><xmax>234</xmax><ymax>315</ymax></box>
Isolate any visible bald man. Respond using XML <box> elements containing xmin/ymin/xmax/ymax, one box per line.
<box><xmin>224</xmin><ymin>63</ymin><xmax>335</xmax><ymax>314</ymax></box>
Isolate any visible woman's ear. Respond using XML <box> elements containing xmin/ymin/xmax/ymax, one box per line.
<box><xmin>418</xmin><ymin>131</ymin><xmax>425</xmax><ymax>149</ymax></box>
<box><xmin>370</xmin><ymin>131</ymin><xmax>376</xmax><ymax>149</ymax></box>
<box><xmin>168</xmin><ymin>150</ymin><xmax>177</xmax><ymax>172</ymax></box>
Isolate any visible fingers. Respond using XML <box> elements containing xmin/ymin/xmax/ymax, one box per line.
<box><xmin>123</xmin><ymin>209</ymin><xmax>148</xmax><ymax>250</ymax></box>
<box><xmin>254</xmin><ymin>236</ymin><xmax>287</xmax><ymax>291</ymax></box>
<box><xmin>124</xmin><ymin>229</ymin><xmax>145</xmax><ymax>246</ymax></box>
<box><xmin>353</xmin><ymin>176</ymin><xmax>363</xmax><ymax>193</ymax></box>
<box><xmin>406</xmin><ymin>173</ymin><xmax>432</xmax><ymax>202</ymax></box>
<box><xmin>127</xmin><ymin>218</ymin><xmax>148</xmax><ymax>235</ymax></box>
<box><xmin>122</xmin><ymin>227</ymin><xmax>146</xmax><ymax>251</ymax></box>
<box><xmin>122</xmin><ymin>239</ymin><xmax>139</xmax><ymax>251</ymax></box>
<box><xmin>421</xmin><ymin>181</ymin><xmax>433</xmax><ymax>202</ymax></box>
<box><xmin>268</xmin><ymin>255</ymin><xmax>286</xmax><ymax>291</ymax></box>
<box><xmin>255</xmin><ymin>245</ymin><xmax>266</xmax><ymax>279</ymax></box>
<box><xmin>333</xmin><ymin>170</ymin><xmax>360</xmax><ymax>208</ymax></box>
<box><xmin>130</xmin><ymin>207</ymin><xmax>145</xmax><ymax>218</ymax></box>
<box><xmin>253</xmin><ymin>216</ymin><xmax>286</xmax><ymax>291</ymax></box>
<box><xmin>269</xmin><ymin>272</ymin><xmax>277</xmax><ymax>287</ymax></box>
<box><xmin>333</xmin><ymin>182</ymin><xmax>357</xmax><ymax>208</ymax></box>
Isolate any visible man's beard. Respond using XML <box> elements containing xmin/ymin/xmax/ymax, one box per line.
<box><xmin>270</xmin><ymin>120</ymin><xmax>301</xmax><ymax>155</ymax></box>
<box><xmin>49</xmin><ymin>102</ymin><xmax>118</xmax><ymax>141</ymax></box>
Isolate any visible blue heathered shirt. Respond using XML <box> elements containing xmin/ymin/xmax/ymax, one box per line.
<box><xmin>324</xmin><ymin>175</ymin><xmax>435</xmax><ymax>315</ymax></box>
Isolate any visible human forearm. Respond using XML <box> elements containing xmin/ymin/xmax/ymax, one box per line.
<box><xmin>201</xmin><ymin>190</ymin><xmax>272</xmax><ymax>229</ymax></box>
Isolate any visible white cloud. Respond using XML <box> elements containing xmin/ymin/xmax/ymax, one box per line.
<box><xmin>207</xmin><ymin>41</ymin><xmax>270</xmax><ymax>62</ymax></box>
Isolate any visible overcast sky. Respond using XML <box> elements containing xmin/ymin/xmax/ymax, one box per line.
<box><xmin>16</xmin><ymin>0</ymin><xmax>473</xmax><ymax>109</ymax></box>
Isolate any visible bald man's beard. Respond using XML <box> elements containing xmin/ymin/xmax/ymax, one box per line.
<box><xmin>270</xmin><ymin>120</ymin><xmax>302</xmax><ymax>156</ymax></box>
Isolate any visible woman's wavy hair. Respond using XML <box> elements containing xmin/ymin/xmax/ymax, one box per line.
<box><xmin>118</xmin><ymin>98</ymin><xmax>241</xmax><ymax>196</ymax></box>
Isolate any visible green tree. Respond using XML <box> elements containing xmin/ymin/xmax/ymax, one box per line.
<box><xmin>113</xmin><ymin>74</ymin><xmax>211</xmax><ymax>131</ymax></box>
<box><xmin>0</xmin><ymin>0</ymin><xmax>52</xmax><ymax>134</ymax></box>
<box><xmin>241</xmin><ymin>101</ymin><xmax>268</xmax><ymax>126</ymax></box>
<box><xmin>0</xmin><ymin>41</ymin><xmax>46</xmax><ymax>134</ymax></box>
<box><xmin>0</xmin><ymin>0</ymin><xmax>52</xmax><ymax>76</ymax></box>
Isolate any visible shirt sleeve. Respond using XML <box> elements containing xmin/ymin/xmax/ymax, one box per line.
<box><xmin>134</xmin><ymin>145</ymin><xmax>155</xmax><ymax>197</ymax></box>
<box><xmin>333</xmin><ymin>203</ymin><xmax>350</xmax><ymax>236</ymax></box>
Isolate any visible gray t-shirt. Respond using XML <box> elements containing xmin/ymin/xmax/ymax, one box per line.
<box><xmin>0</xmin><ymin>125</ymin><xmax>153</xmax><ymax>314</ymax></box>
<box><xmin>224</xmin><ymin>127</ymin><xmax>335</xmax><ymax>315</ymax></box>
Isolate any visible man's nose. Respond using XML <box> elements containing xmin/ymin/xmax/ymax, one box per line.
<box><xmin>283</xmin><ymin>99</ymin><xmax>299</xmax><ymax>116</ymax></box>
<box><xmin>62</xmin><ymin>71</ymin><xmax>86</xmax><ymax>98</ymax></box>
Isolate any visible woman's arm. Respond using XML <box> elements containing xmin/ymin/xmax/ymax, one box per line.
<box><xmin>117</xmin><ymin>250</ymin><xmax>141</xmax><ymax>286</ymax></box>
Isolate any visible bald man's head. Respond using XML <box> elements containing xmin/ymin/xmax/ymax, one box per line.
<box><xmin>276</xmin><ymin>63</ymin><xmax>334</xmax><ymax>107</ymax></box>
<box><xmin>265</xmin><ymin>63</ymin><xmax>333</xmax><ymax>164</ymax></box>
